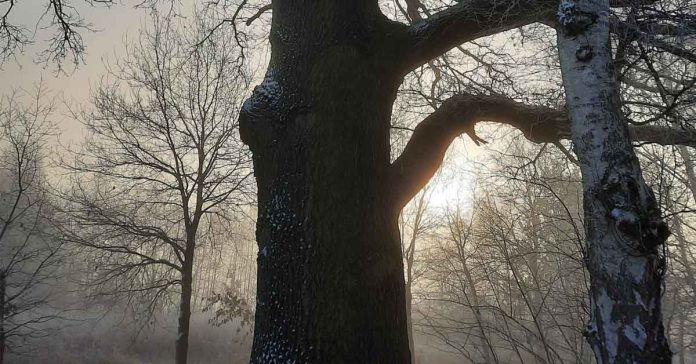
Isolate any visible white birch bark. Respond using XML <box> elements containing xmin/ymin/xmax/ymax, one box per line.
<box><xmin>556</xmin><ymin>0</ymin><xmax>671</xmax><ymax>362</ymax></box>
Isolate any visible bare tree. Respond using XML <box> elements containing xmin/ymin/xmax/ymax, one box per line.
<box><xmin>415</xmin><ymin>138</ymin><xmax>591</xmax><ymax>364</ymax></box>
<box><xmin>0</xmin><ymin>85</ymin><xmax>61</xmax><ymax>363</ymax></box>
<box><xmin>399</xmin><ymin>186</ymin><xmax>436</xmax><ymax>363</ymax></box>
<box><xmin>554</xmin><ymin>0</ymin><xmax>693</xmax><ymax>360</ymax></box>
<box><xmin>634</xmin><ymin>143</ymin><xmax>696</xmax><ymax>362</ymax></box>
<box><xmin>56</xmin><ymin>12</ymin><xmax>252</xmax><ymax>364</ymax></box>
<box><xmin>226</xmin><ymin>0</ymin><xmax>696</xmax><ymax>360</ymax></box>
<box><xmin>421</xmin><ymin>203</ymin><xmax>502</xmax><ymax>364</ymax></box>
<box><xmin>3</xmin><ymin>0</ymin><xmax>690</xmax><ymax>361</ymax></box>
<box><xmin>0</xmin><ymin>0</ymin><xmax>173</xmax><ymax>70</ymax></box>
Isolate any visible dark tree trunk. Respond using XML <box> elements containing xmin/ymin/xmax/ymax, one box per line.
<box><xmin>175</xmin><ymin>251</ymin><xmax>194</xmax><ymax>364</ymax></box>
<box><xmin>238</xmin><ymin>0</ymin><xmax>683</xmax><ymax>362</ymax></box>
<box><xmin>240</xmin><ymin>2</ymin><xmax>411</xmax><ymax>362</ymax></box>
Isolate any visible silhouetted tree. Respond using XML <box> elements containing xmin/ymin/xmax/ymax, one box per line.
<box><xmin>0</xmin><ymin>85</ymin><xmax>61</xmax><ymax>363</ymax></box>
<box><xmin>235</xmin><ymin>0</ymin><xmax>694</xmax><ymax>361</ymax></box>
<box><xmin>57</xmin><ymin>13</ymin><xmax>252</xmax><ymax>364</ymax></box>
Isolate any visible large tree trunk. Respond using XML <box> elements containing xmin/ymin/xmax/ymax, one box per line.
<box><xmin>175</xmin><ymin>253</ymin><xmax>194</xmax><ymax>364</ymax></box>
<box><xmin>239</xmin><ymin>2</ymin><xmax>411</xmax><ymax>362</ymax></box>
<box><xmin>556</xmin><ymin>0</ymin><xmax>671</xmax><ymax>362</ymax></box>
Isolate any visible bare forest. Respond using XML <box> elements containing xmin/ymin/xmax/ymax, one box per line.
<box><xmin>0</xmin><ymin>0</ymin><xmax>694</xmax><ymax>363</ymax></box>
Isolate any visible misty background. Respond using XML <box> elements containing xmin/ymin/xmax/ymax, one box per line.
<box><xmin>1</xmin><ymin>1</ymin><xmax>694</xmax><ymax>363</ymax></box>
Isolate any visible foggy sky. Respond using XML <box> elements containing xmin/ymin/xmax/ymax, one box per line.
<box><xmin>0</xmin><ymin>2</ymin><xmax>151</xmax><ymax>144</ymax></box>
<box><xmin>0</xmin><ymin>1</ymin><xmax>475</xmax><ymax>206</ymax></box>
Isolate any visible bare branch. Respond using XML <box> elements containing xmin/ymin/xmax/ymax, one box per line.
<box><xmin>390</xmin><ymin>93</ymin><xmax>696</xmax><ymax>207</ymax></box>
<box><xmin>613</xmin><ymin>17</ymin><xmax>696</xmax><ymax>64</ymax></box>
<box><xmin>396</xmin><ymin>0</ymin><xmax>557</xmax><ymax>71</ymax></box>
<box><xmin>245</xmin><ymin>4</ymin><xmax>271</xmax><ymax>26</ymax></box>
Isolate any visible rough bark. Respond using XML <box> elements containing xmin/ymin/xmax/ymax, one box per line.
<box><xmin>238</xmin><ymin>0</ymin><xmax>687</xmax><ymax>361</ymax></box>
<box><xmin>176</xmin><ymin>208</ymin><xmax>202</xmax><ymax>364</ymax></box>
<box><xmin>556</xmin><ymin>0</ymin><xmax>671</xmax><ymax>362</ymax></box>
<box><xmin>239</xmin><ymin>2</ymin><xmax>411</xmax><ymax>362</ymax></box>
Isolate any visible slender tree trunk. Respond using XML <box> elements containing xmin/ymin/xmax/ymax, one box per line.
<box><xmin>404</xmin><ymin>232</ymin><xmax>415</xmax><ymax>364</ymax></box>
<box><xmin>0</xmin><ymin>270</ymin><xmax>5</xmax><ymax>364</ymax></box>
<box><xmin>176</xmin><ymin>249</ymin><xmax>195</xmax><ymax>364</ymax></box>
<box><xmin>239</xmin><ymin>2</ymin><xmax>410</xmax><ymax>362</ymax></box>
<box><xmin>404</xmin><ymin>248</ymin><xmax>415</xmax><ymax>364</ymax></box>
<box><xmin>556</xmin><ymin>0</ymin><xmax>671</xmax><ymax>362</ymax></box>
<box><xmin>678</xmin><ymin>311</ymin><xmax>686</xmax><ymax>364</ymax></box>
<box><xmin>403</xmin><ymin>192</ymin><xmax>427</xmax><ymax>364</ymax></box>
<box><xmin>525</xmin><ymin>195</ymin><xmax>548</xmax><ymax>361</ymax></box>
<box><xmin>404</xmin><ymin>280</ymin><xmax>415</xmax><ymax>364</ymax></box>
<box><xmin>678</xmin><ymin>146</ymin><xmax>696</xmax><ymax>202</ymax></box>
<box><xmin>672</xmin><ymin>211</ymin><xmax>696</xmax><ymax>303</ymax></box>
<box><xmin>459</xmin><ymin>255</ymin><xmax>496</xmax><ymax>364</ymax></box>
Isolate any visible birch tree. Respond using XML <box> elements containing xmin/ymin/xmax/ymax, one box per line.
<box><xmin>5</xmin><ymin>0</ymin><xmax>693</xmax><ymax>361</ymax></box>
<box><xmin>230</xmin><ymin>0</ymin><xmax>694</xmax><ymax>361</ymax></box>
<box><xmin>556</xmin><ymin>0</ymin><xmax>681</xmax><ymax>361</ymax></box>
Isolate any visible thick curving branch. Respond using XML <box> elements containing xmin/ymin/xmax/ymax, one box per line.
<box><xmin>390</xmin><ymin>93</ymin><xmax>696</xmax><ymax>207</ymax></box>
<box><xmin>393</xmin><ymin>0</ymin><xmax>663</xmax><ymax>73</ymax></box>
<box><xmin>397</xmin><ymin>0</ymin><xmax>556</xmax><ymax>72</ymax></box>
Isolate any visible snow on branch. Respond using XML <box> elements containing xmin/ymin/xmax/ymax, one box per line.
<box><xmin>393</xmin><ymin>0</ymin><xmax>665</xmax><ymax>72</ymax></box>
<box><xmin>612</xmin><ymin>18</ymin><xmax>696</xmax><ymax>65</ymax></box>
<box><xmin>398</xmin><ymin>0</ymin><xmax>557</xmax><ymax>71</ymax></box>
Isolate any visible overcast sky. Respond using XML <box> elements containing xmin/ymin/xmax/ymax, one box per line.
<box><xmin>0</xmin><ymin>1</ymin><xmax>478</xmax><ymax>206</ymax></box>
<box><xmin>0</xmin><ymin>2</ymin><xmax>152</xmax><ymax>144</ymax></box>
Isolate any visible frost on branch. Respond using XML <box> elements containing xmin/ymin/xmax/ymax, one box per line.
<box><xmin>557</xmin><ymin>0</ymin><xmax>597</xmax><ymax>36</ymax></box>
<box><xmin>242</xmin><ymin>68</ymin><xmax>284</xmax><ymax>116</ymax></box>
<box><xmin>557</xmin><ymin>0</ymin><xmax>578</xmax><ymax>26</ymax></box>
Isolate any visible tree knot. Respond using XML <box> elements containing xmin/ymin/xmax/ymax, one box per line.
<box><xmin>610</xmin><ymin>206</ymin><xmax>641</xmax><ymax>238</ymax></box>
<box><xmin>239</xmin><ymin>69</ymin><xmax>310</xmax><ymax>152</ymax></box>
<box><xmin>241</xmin><ymin>68</ymin><xmax>287</xmax><ymax>121</ymax></box>
<box><xmin>601</xmin><ymin>173</ymin><xmax>669</xmax><ymax>251</ymax></box>
<box><xmin>576</xmin><ymin>45</ymin><xmax>594</xmax><ymax>62</ymax></box>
